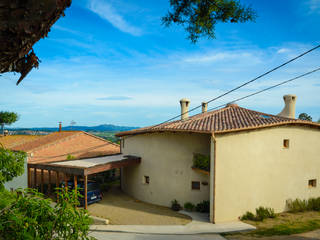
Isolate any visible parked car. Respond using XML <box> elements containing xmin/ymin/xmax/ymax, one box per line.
<box><xmin>61</xmin><ymin>180</ymin><xmax>103</xmax><ymax>205</ymax></box>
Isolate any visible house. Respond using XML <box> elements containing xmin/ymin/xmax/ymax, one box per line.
<box><xmin>0</xmin><ymin>130</ymin><xmax>120</xmax><ymax>190</ymax></box>
<box><xmin>116</xmin><ymin>95</ymin><xmax>320</xmax><ymax>223</ymax></box>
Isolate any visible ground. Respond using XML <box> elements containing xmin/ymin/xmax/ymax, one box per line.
<box><xmin>88</xmin><ymin>187</ymin><xmax>191</xmax><ymax>225</ymax></box>
<box><xmin>224</xmin><ymin>211</ymin><xmax>320</xmax><ymax>240</ymax></box>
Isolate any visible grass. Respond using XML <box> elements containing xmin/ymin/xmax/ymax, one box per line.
<box><xmin>224</xmin><ymin>211</ymin><xmax>320</xmax><ymax>239</ymax></box>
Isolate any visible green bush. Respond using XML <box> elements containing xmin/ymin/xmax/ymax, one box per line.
<box><xmin>0</xmin><ymin>188</ymin><xmax>94</xmax><ymax>240</ymax></box>
<box><xmin>171</xmin><ymin>199</ymin><xmax>182</xmax><ymax>211</ymax></box>
<box><xmin>193</xmin><ymin>153</ymin><xmax>210</xmax><ymax>171</ymax></box>
<box><xmin>240</xmin><ymin>207</ymin><xmax>276</xmax><ymax>221</ymax></box>
<box><xmin>196</xmin><ymin>200</ymin><xmax>210</xmax><ymax>213</ymax></box>
<box><xmin>184</xmin><ymin>202</ymin><xmax>195</xmax><ymax>211</ymax></box>
<box><xmin>240</xmin><ymin>211</ymin><xmax>255</xmax><ymax>221</ymax></box>
<box><xmin>287</xmin><ymin>197</ymin><xmax>320</xmax><ymax>212</ymax></box>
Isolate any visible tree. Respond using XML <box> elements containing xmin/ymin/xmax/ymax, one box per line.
<box><xmin>0</xmin><ymin>111</ymin><xmax>19</xmax><ymax>135</ymax></box>
<box><xmin>318</xmin><ymin>119</ymin><xmax>320</xmax><ymax>123</ymax></box>
<box><xmin>298</xmin><ymin>113</ymin><xmax>312</xmax><ymax>121</ymax></box>
<box><xmin>0</xmin><ymin>148</ymin><xmax>26</xmax><ymax>190</ymax></box>
<box><xmin>162</xmin><ymin>0</ymin><xmax>257</xmax><ymax>43</ymax></box>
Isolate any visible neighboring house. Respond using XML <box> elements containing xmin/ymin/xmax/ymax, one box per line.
<box><xmin>116</xmin><ymin>95</ymin><xmax>320</xmax><ymax>223</ymax></box>
<box><xmin>0</xmin><ymin>131</ymin><xmax>120</xmax><ymax>189</ymax></box>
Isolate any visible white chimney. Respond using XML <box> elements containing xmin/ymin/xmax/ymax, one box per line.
<box><xmin>180</xmin><ymin>98</ymin><xmax>190</xmax><ymax>121</ymax></box>
<box><xmin>277</xmin><ymin>94</ymin><xmax>297</xmax><ymax>119</ymax></box>
<box><xmin>202</xmin><ymin>102</ymin><xmax>208</xmax><ymax>113</ymax></box>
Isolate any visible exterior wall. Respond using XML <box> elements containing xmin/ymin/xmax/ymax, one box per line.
<box><xmin>121</xmin><ymin>132</ymin><xmax>211</xmax><ymax>207</ymax></box>
<box><xmin>214</xmin><ymin>125</ymin><xmax>320</xmax><ymax>223</ymax></box>
<box><xmin>4</xmin><ymin>157</ymin><xmax>28</xmax><ymax>190</ymax></box>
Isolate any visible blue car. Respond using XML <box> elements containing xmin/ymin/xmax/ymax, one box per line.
<box><xmin>62</xmin><ymin>180</ymin><xmax>103</xmax><ymax>205</ymax></box>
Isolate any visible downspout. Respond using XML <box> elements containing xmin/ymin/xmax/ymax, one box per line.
<box><xmin>210</xmin><ymin>133</ymin><xmax>217</xmax><ymax>223</ymax></box>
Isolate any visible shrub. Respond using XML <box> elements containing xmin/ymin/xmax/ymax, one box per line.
<box><xmin>286</xmin><ymin>197</ymin><xmax>320</xmax><ymax>212</ymax></box>
<box><xmin>193</xmin><ymin>153</ymin><xmax>210</xmax><ymax>171</ymax></box>
<box><xmin>171</xmin><ymin>199</ymin><xmax>182</xmax><ymax>211</ymax></box>
<box><xmin>0</xmin><ymin>188</ymin><xmax>94</xmax><ymax>240</ymax></box>
<box><xmin>66</xmin><ymin>154</ymin><xmax>76</xmax><ymax>160</ymax></box>
<box><xmin>184</xmin><ymin>202</ymin><xmax>195</xmax><ymax>211</ymax></box>
<box><xmin>196</xmin><ymin>200</ymin><xmax>210</xmax><ymax>213</ymax></box>
<box><xmin>240</xmin><ymin>211</ymin><xmax>255</xmax><ymax>221</ymax></box>
<box><xmin>240</xmin><ymin>207</ymin><xmax>276</xmax><ymax>221</ymax></box>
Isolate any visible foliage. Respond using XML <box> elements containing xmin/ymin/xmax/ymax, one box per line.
<box><xmin>171</xmin><ymin>199</ymin><xmax>182</xmax><ymax>211</ymax></box>
<box><xmin>196</xmin><ymin>200</ymin><xmax>210</xmax><ymax>213</ymax></box>
<box><xmin>66</xmin><ymin>154</ymin><xmax>76</xmax><ymax>160</ymax></box>
<box><xmin>162</xmin><ymin>0</ymin><xmax>257</xmax><ymax>43</ymax></box>
<box><xmin>193</xmin><ymin>153</ymin><xmax>210</xmax><ymax>171</ymax></box>
<box><xmin>0</xmin><ymin>148</ymin><xmax>26</xmax><ymax>189</ymax></box>
<box><xmin>0</xmin><ymin>188</ymin><xmax>94</xmax><ymax>240</ymax></box>
<box><xmin>240</xmin><ymin>207</ymin><xmax>275</xmax><ymax>221</ymax></box>
<box><xmin>318</xmin><ymin>118</ymin><xmax>320</xmax><ymax>123</ymax></box>
<box><xmin>184</xmin><ymin>202</ymin><xmax>195</xmax><ymax>211</ymax></box>
<box><xmin>286</xmin><ymin>197</ymin><xmax>320</xmax><ymax>213</ymax></box>
<box><xmin>298</xmin><ymin>113</ymin><xmax>312</xmax><ymax>121</ymax></box>
<box><xmin>91</xmin><ymin>131</ymin><xmax>120</xmax><ymax>144</ymax></box>
<box><xmin>0</xmin><ymin>111</ymin><xmax>19</xmax><ymax>135</ymax></box>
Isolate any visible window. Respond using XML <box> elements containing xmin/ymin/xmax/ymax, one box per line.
<box><xmin>144</xmin><ymin>176</ymin><xmax>150</xmax><ymax>184</ymax></box>
<box><xmin>191</xmin><ymin>181</ymin><xmax>200</xmax><ymax>190</ymax></box>
<box><xmin>283</xmin><ymin>139</ymin><xmax>289</xmax><ymax>148</ymax></box>
<box><xmin>309</xmin><ymin>179</ymin><xmax>317</xmax><ymax>188</ymax></box>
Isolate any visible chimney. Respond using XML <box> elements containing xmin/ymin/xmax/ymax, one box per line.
<box><xmin>180</xmin><ymin>98</ymin><xmax>190</xmax><ymax>121</ymax></box>
<box><xmin>59</xmin><ymin>122</ymin><xmax>62</xmax><ymax>132</ymax></box>
<box><xmin>277</xmin><ymin>94</ymin><xmax>297</xmax><ymax>119</ymax></box>
<box><xmin>202</xmin><ymin>102</ymin><xmax>208</xmax><ymax>113</ymax></box>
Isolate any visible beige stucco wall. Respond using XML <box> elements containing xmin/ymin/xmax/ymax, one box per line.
<box><xmin>121</xmin><ymin>132</ymin><xmax>211</xmax><ymax>208</ymax></box>
<box><xmin>214</xmin><ymin>125</ymin><xmax>320</xmax><ymax>223</ymax></box>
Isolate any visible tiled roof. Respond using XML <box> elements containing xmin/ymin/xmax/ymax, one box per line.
<box><xmin>116</xmin><ymin>104</ymin><xmax>320</xmax><ymax>137</ymax></box>
<box><xmin>11</xmin><ymin>131</ymin><xmax>81</xmax><ymax>152</ymax></box>
<box><xmin>0</xmin><ymin>135</ymin><xmax>43</xmax><ymax>150</ymax></box>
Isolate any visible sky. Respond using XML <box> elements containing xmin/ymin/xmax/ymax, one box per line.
<box><xmin>1</xmin><ymin>0</ymin><xmax>320</xmax><ymax>128</ymax></box>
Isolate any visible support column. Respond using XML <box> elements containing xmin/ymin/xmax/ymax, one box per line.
<box><xmin>40</xmin><ymin>169</ymin><xmax>44</xmax><ymax>193</ymax></box>
<box><xmin>27</xmin><ymin>166</ymin><xmax>31</xmax><ymax>188</ymax></box>
<box><xmin>48</xmin><ymin>170</ymin><xmax>51</xmax><ymax>194</ymax></box>
<box><xmin>84</xmin><ymin>175</ymin><xmax>88</xmax><ymax>210</ymax></box>
<box><xmin>56</xmin><ymin>171</ymin><xmax>59</xmax><ymax>200</ymax></box>
<box><xmin>64</xmin><ymin>173</ymin><xmax>68</xmax><ymax>192</ymax></box>
<box><xmin>74</xmin><ymin>175</ymin><xmax>77</xmax><ymax>193</ymax></box>
<box><xmin>34</xmin><ymin>168</ymin><xmax>37</xmax><ymax>189</ymax></box>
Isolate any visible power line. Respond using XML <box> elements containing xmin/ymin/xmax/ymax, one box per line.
<box><xmin>207</xmin><ymin>66</ymin><xmax>320</xmax><ymax>112</ymax></box>
<box><xmin>153</xmin><ymin>44</ymin><xmax>320</xmax><ymax>127</ymax></box>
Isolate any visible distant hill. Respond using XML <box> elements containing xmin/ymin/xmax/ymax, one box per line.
<box><xmin>8</xmin><ymin>124</ymin><xmax>138</xmax><ymax>133</ymax></box>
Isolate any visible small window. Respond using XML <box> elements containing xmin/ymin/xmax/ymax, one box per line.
<box><xmin>144</xmin><ymin>176</ymin><xmax>150</xmax><ymax>184</ymax></box>
<box><xmin>309</xmin><ymin>179</ymin><xmax>317</xmax><ymax>188</ymax></box>
<box><xmin>283</xmin><ymin>139</ymin><xmax>289</xmax><ymax>148</ymax></box>
<box><xmin>191</xmin><ymin>181</ymin><xmax>200</xmax><ymax>190</ymax></box>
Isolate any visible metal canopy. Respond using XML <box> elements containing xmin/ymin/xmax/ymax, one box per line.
<box><xmin>28</xmin><ymin>154</ymin><xmax>141</xmax><ymax>176</ymax></box>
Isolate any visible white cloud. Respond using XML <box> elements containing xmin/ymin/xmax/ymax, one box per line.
<box><xmin>277</xmin><ymin>48</ymin><xmax>290</xmax><ymax>54</ymax></box>
<box><xmin>307</xmin><ymin>0</ymin><xmax>320</xmax><ymax>14</ymax></box>
<box><xmin>88</xmin><ymin>0</ymin><xmax>142</xmax><ymax>36</ymax></box>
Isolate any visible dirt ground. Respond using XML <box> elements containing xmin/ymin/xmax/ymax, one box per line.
<box><xmin>88</xmin><ymin>187</ymin><xmax>191</xmax><ymax>225</ymax></box>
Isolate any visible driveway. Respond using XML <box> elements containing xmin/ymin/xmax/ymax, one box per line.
<box><xmin>88</xmin><ymin>187</ymin><xmax>191</xmax><ymax>225</ymax></box>
<box><xmin>90</xmin><ymin>232</ymin><xmax>226</xmax><ymax>240</ymax></box>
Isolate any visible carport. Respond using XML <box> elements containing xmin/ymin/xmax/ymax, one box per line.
<box><xmin>27</xmin><ymin>154</ymin><xmax>141</xmax><ymax>209</ymax></box>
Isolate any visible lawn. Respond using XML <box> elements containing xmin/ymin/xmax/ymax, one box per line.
<box><xmin>224</xmin><ymin>211</ymin><xmax>320</xmax><ymax>240</ymax></box>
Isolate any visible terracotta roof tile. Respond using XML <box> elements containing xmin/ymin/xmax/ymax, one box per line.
<box><xmin>0</xmin><ymin>135</ymin><xmax>43</xmax><ymax>150</ymax></box>
<box><xmin>117</xmin><ymin>105</ymin><xmax>320</xmax><ymax>137</ymax></box>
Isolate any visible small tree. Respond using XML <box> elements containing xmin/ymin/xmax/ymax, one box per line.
<box><xmin>0</xmin><ymin>111</ymin><xmax>19</xmax><ymax>135</ymax></box>
<box><xmin>0</xmin><ymin>148</ymin><xmax>26</xmax><ymax>190</ymax></box>
<box><xmin>298</xmin><ymin>113</ymin><xmax>312</xmax><ymax>121</ymax></box>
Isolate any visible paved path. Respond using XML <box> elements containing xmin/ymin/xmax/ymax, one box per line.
<box><xmin>90</xmin><ymin>211</ymin><xmax>255</xmax><ymax>235</ymax></box>
<box><xmin>90</xmin><ymin>232</ymin><xmax>227</xmax><ymax>240</ymax></box>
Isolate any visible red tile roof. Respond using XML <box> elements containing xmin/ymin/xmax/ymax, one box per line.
<box><xmin>116</xmin><ymin>104</ymin><xmax>320</xmax><ymax>137</ymax></box>
<box><xmin>0</xmin><ymin>135</ymin><xmax>43</xmax><ymax>150</ymax></box>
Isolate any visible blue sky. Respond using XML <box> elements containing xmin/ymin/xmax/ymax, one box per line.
<box><xmin>1</xmin><ymin>0</ymin><xmax>320</xmax><ymax>128</ymax></box>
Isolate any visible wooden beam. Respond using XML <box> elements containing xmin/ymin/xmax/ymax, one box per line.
<box><xmin>84</xmin><ymin>175</ymin><xmax>88</xmax><ymax>210</ymax></box>
<box><xmin>48</xmin><ymin>170</ymin><xmax>51</xmax><ymax>194</ymax></box>
<box><xmin>64</xmin><ymin>173</ymin><xmax>68</xmax><ymax>192</ymax></box>
<box><xmin>34</xmin><ymin>168</ymin><xmax>37</xmax><ymax>189</ymax></box>
<box><xmin>27</xmin><ymin>166</ymin><xmax>31</xmax><ymax>188</ymax></box>
<box><xmin>40</xmin><ymin>169</ymin><xmax>44</xmax><ymax>193</ymax></box>
<box><xmin>56</xmin><ymin>171</ymin><xmax>59</xmax><ymax>200</ymax></box>
<box><xmin>74</xmin><ymin>175</ymin><xmax>77</xmax><ymax>194</ymax></box>
<box><xmin>28</xmin><ymin>163</ymin><xmax>85</xmax><ymax>176</ymax></box>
